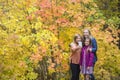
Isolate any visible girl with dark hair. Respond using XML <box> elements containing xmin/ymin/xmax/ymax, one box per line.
<box><xmin>80</xmin><ymin>38</ymin><xmax>94</xmax><ymax>80</ymax></box>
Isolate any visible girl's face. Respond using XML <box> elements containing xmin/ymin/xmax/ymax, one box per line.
<box><xmin>83</xmin><ymin>30</ymin><xmax>90</xmax><ymax>38</ymax></box>
<box><xmin>76</xmin><ymin>36</ymin><xmax>81</xmax><ymax>43</ymax></box>
<box><xmin>85</xmin><ymin>39</ymin><xmax>90</xmax><ymax>46</ymax></box>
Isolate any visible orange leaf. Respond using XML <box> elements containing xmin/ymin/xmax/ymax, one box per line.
<box><xmin>39</xmin><ymin>0</ymin><xmax>51</xmax><ymax>9</ymax></box>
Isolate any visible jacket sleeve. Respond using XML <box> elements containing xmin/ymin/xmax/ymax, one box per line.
<box><xmin>92</xmin><ymin>38</ymin><xmax>97</xmax><ymax>53</ymax></box>
<box><xmin>88</xmin><ymin>52</ymin><xmax>94</xmax><ymax>66</ymax></box>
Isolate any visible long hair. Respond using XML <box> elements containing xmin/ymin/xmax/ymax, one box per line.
<box><xmin>69</xmin><ymin>34</ymin><xmax>82</xmax><ymax>47</ymax></box>
<box><xmin>83</xmin><ymin>37</ymin><xmax>92</xmax><ymax>47</ymax></box>
<box><xmin>73</xmin><ymin>34</ymin><xmax>82</xmax><ymax>44</ymax></box>
<box><xmin>83</xmin><ymin>29</ymin><xmax>93</xmax><ymax>41</ymax></box>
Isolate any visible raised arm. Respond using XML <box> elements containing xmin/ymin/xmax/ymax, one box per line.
<box><xmin>70</xmin><ymin>43</ymin><xmax>81</xmax><ymax>53</ymax></box>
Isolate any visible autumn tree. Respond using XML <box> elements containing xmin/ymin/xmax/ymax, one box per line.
<box><xmin>0</xmin><ymin>0</ymin><xmax>120</xmax><ymax>80</ymax></box>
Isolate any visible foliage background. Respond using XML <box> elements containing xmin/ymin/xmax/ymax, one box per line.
<box><xmin>0</xmin><ymin>0</ymin><xmax>120</xmax><ymax>80</ymax></box>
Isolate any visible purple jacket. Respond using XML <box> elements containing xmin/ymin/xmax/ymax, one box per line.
<box><xmin>80</xmin><ymin>46</ymin><xmax>94</xmax><ymax>67</ymax></box>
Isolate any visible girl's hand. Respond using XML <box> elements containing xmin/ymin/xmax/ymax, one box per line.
<box><xmin>87</xmin><ymin>67</ymin><xmax>90</xmax><ymax>70</ymax></box>
<box><xmin>87</xmin><ymin>47</ymin><xmax>92</xmax><ymax>52</ymax></box>
<box><xmin>89</xmin><ymin>48</ymin><xmax>92</xmax><ymax>52</ymax></box>
<box><xmin>77</xmin><ymin>45</ymin><xmax>81</xmax><ymax>48</ymax></box>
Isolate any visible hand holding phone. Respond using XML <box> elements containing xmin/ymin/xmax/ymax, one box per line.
<box><xmin>78</xmin><ymin>42</ymin><xmax>82</xmax><ymax>47</ymax></box>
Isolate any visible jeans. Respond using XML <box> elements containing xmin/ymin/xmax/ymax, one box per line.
<box><xmin>70</xmin><ymin>63</ymin><xmax>80</xmax><ymax>80</ymax></box>
<box><xmin>90</xmin><ymin>74</ymin><xmax>95</xmax><ymax>80</ymax></box>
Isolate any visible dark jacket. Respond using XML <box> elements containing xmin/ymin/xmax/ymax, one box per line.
<box><xmin>91</xmin><ymin>38</ymin><xmax>97</xmax><ymax>63</ymax></box>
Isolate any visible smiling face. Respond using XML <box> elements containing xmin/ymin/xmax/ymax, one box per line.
<box><xmin>76</xmin><ymin>36</ymin><xmax>81</xmax><ymax>42</ymax></box>
<box><xmin>83</xmin><ymin>29</ymin><xmax>90</xmax><ymax>38</ymax></box>
<box><xmin>84</xmin><ymin>38</ymin><xmax>90</xmax><ymax>46</ymax></box>
<box><xmin>74</xmin><ymin>34</ymin><xmax>81</xmax><ymax>44</ymax></box>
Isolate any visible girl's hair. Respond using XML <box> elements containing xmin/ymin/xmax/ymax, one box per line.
<box><xmin>83</xmin><ymin>38</ymin><xmax>92</xmax><ymax>46</ymax></box>
<box><xmin>83</xmin><ymin>29</ymin><xmax>93</xmax><ymax>40</ymax></box>
<box><xmin>73</xmin><ymin>34</ymin><xmax>82</xmax><ymax>43</ymax></box>
<box><xmin>69</xmin><ymin>34</ymin><xmax>82</xmax><ymax>47</ymax></box>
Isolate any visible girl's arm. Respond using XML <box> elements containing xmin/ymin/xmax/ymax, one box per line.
<box><xmin>70</xmin><ymin>43</ymin><xmax>81</xmax><ymax>53</ymax></box>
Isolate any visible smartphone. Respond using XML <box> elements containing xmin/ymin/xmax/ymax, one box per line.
<box><xmin>78</xmin><ymin>42</ymin><xmax>82</xmax><ymax>47</ymax></box>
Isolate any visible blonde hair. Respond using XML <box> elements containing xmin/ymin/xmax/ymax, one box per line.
<box><xmin>83</xmin><ymin>29</ymin><xmax>93</xmax><ymax>39</ymax></box>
